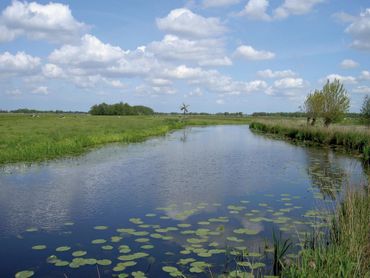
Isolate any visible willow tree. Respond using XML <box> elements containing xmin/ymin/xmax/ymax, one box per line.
<box><xmin>361</xmin><ymin>95</ymin><xmax>370</xmax><ymax>127</ymax></box>
<box><xmin>303</xmin><ymin>90</ymin><xmax>324</xmax><ymax>126</ymax></box>
<box><xmin>321</xmin><ymin>79</ymin><xmax>350</xmax><ymax>127</ymax></box>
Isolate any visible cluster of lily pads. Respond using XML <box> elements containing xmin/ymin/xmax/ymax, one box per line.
<box><xmin>15</xmin><ymin>193</ymin><xmax>333</xmax><ymax>278</ymax></box>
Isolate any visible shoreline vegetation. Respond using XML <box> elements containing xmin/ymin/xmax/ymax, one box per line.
<box><xmin>249</xmin><ymin>118</ymin><xmax>370</xmax><ymax>277</ymax></box>
<box><xmin>284</xmin><ymin>185</ymin><xmax>370</xmax><ymax>277</ymax></box>
<box><xmin>249</xmin><ymin>119</ymin><xmax>370</xmax><ymax>164</ymax></box>
<box><xmin>0</xmin><ymin>114</ymin><xmax>250</xmax><ymax>165</ymax></box>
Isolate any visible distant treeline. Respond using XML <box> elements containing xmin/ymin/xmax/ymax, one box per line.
<box><xmin>89</xmin><ymin>102</ymin><xmax>154</xmax><ymax>115</ymax></box>
<box><xmin>252</xmin><ymin>112</ymin><xmax>361</xmax><ymax>118</ymax></box>
<box><xmin>155</xmin><ymin>112</ymin><xmax>244</xmax><ymax>116</ymax></box>
<box><xmin>0</xmin><ymin>109</ymin><xmax>85</xmax><ymax>114</ymax></box>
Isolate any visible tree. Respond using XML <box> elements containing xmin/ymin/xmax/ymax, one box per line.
<box><xmin>321</xmin><ymin>79</ymin><xmax>350</xmax><ymax>127</ymax></box>
<box><xmin>361</xmin><ymin>95</ymin><xmax>370</xmax><ymax>127</ymax></box>
<box><xmin>180</xmin><ymin>103</ymin><xmax>189</xmax><ymax>116</ymax></box>
<box><xmin>303</xmin><ymin>90</ymin><xmax>324</xmax><ymax>126</ymax></box>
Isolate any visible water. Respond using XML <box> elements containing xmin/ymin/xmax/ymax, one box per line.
<box><xmin>0</xmin><ymin>126</ymin><xmax>367</xmax><ymax>277</ymax></box>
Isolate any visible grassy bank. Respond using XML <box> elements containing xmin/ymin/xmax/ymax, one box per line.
<box><xmin>0</xmin><ymin>114</ymin><xmax>250</xmax><ymax>164</ymax></box>
<box><xmin>249</xmin><ymin>119</ymin><xmax>370</xmax><ymax>163</ymax></box>
<box><xmin>284</xmin><ymin>185</ymin><xmax>370</xmax><ymax>277</ymax></box>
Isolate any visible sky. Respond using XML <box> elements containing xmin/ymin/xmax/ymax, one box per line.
<box><xmin>0</xmin><ymin>0</ymin><xmax>370</xmax><ymax>113</ymax></box>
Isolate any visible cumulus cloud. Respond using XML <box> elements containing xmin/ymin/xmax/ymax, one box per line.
<box><xmin>32</xmin><ymin>86</ymin><xmax>49</xmax><ymax>95</ymax></box>
<box><xmin>239</xmin><ymin>0</ymin><xmax>324</xmax><ymax>21</ymax></box>
<box><xmin>156</xmin><ymin>8</ymin><xmax>227</xmax><ymax>38</ymax></box>
<box><xmin>42</xmin><ymin>63</ymin><xmax>65</xmax><ymax>78</ymax></box>
<box><xmin>147</xmin><ymin>34</ymin><xmax>231</xmax><ymax>66</ymax></box>
<box><xmin>238</xmin><ymin>0</ymin><xmax>270</xmax><ymax>21</ymax></box>
<box><xmin>257</xmin><ymin>69</ymin><xmax>297</xmax><ymax>78</ymax></box>
<box><xmin>0</xmin><ymin>0</ymin><xmax>87</xmax><ymax>43</ymax></box>
<box><xmin>234</xmin><ymin>45</ymin><xmax>275</xmax><ymax>60</ymax></box>
<box><xmin>49</xmin><ymin>34</ymin><xmax>126</xmax><ymax>66</ymax></box>
<box><xmin>359</xmin><ymin>70</ymin><xmax>370</xmax><ymax>81</ymax></box>
<box><xmin>323</xmin><ymin>74</ymin><xmax>357</xmax><ymax>84</ymax></box>
<box><xmin>273</xmin><ymin>0</ymin><xmax>325</xmax><ymax>20</ymax></box>
<box><xmin>203</xmin><ymin>0</ymin><xmax>240</xmax><ymax>8</ymax></box>
<box><xmin>48</xmin><ymin>35</ymin><xmax>159</xmax><ymax>88</ymax></box>
<box><xmin>0</xmin><ymin>51</ymin><xmax>40</xmax><ymax>75</ymax></box>
<box><xmin>273</xmin><ymin>77</ymin><xmax>305</xmax><ymax>89</ymax></box>
<box><xmin>344</xmin><ymin>9</ymin><xmax>370</xmax><ymax>51</ymax></box>
<box><xmin>340</xmin><ymin>59</ymin><xmax>359</xmax><ymax>69</ymax></box>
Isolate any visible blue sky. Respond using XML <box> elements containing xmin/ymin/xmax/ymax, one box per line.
<box><xmin>0</xmin><ymin>0</ymin><xmax>369</xmax><ymax>113</ymax></box>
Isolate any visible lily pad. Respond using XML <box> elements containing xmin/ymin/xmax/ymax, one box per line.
<box><xmin>94</xmin><ymin>226</ymin><xmax>108</xmax><ymax>230</ymax></box>
<box><xmin>72</xmin><ymin>251</ymin><xmax>87</xmax><ymax>257</ymax></box>
<box><xmin>32</xmin><ymin>245</ymin><xmax>47</xmax><ymax>250</ymax></box>
<box><xmin>92</xmin><ymin>239</ymin><xmax>106</xmax><ymax>244</ymax></box>
<box><xmin>56</xmin><ymin>246</ymin><xmax>71</xmax><ymax>252</ymax></box>
<box><xmin>97</xmin><ymin>259</ymin><xmax>112</xmax><ymax>266</ymax></box>
<box><xmin>15</xmin><ymin>270</ymin><xmax>34</xmax><ymax>278</ymax></box>
<box><xmin>141</xmin><ymin>244</ymin><xmax>154</xmax><ymax>249</ymax></box>
<box><xmin>101</xmin><ymin>245</ymin><xmax>114</xmax><ymax>250</ymax></box>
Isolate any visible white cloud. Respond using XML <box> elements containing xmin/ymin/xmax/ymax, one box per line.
<box><xmin>353</xmin><ymin>86</ymin><xmax>370</xmax><ymax>94</ymax></box>
<box><xmin>359</xmin><ymin>70</ymin><xmax>370</xmax><ymax>81</ymax></box>
<box><xmin>32</xmin><ymin>86</ymin><xmax>49</xmax><ymax>95</ymax></box>
<box><xmin>186</xmin><ymin>87</ymin><xmax>203</xmax><ymax>97</ymax></box>
<box><xmin>239</xmin><ymin>0</ymin><xmax>324</xmax><ymax>21</ymax></box>
<box><xmin>49</xmin><ymin>34</ymin><xmax>126</xmax><ymax>66</ymax></box>
<box><xmin>274</xmin><ymin>0</ymin><xmax>325</xmax><ymax>20</ymax></box>
<box><xmin>344</xmin><ymin>9</ymin><xmax>370</xmax><ymax>51</ymax></box>
<box><xmin>203</xmin><ymin>0</ymin><xmax>240</xmax><ymax>8</ymax></box>
<box><xmin>238</xmin><ymin>0</ymin><xmax>270</xmax><ymax>21</ymax></box>
<box><xmin>0</xmin><ymin>0</ymin><xmax>87</xmax><ymax>43</ymax></box>
<box><xmin>257</xmin><ymin>69</ymin><xmax>297</xmax><ymax>78</ymax></box>
<box><xmin>234</xmin><ymin>45</ymin><xmax>275</xmax><ymax>60</ymax></box>
<box><xmin>0</xmin><ymin>51</ymin><xmax>40</xmax><ymax>74</ymax></box>
<box><xmin>163</xmin><ymin>65</ymin><xmax>204</xmax><ymax>79</ymax></box>
<box><xmin>148</xmin><ymin>35</ymin><xmax>231</xmax><ymax>66</ymax></box>
<box><xmin>149</xmin><ymin>78</ymin><xmax>173</xmax><ymax>86</ymax></box>
<box><xmin>340</xmin><ymin>59</ymin><xmax>359</xmax><ymax>69</ymax></box>
<box><xmin>156</xmin><ymin>8</ymin><xmax>227</xmax><ymax>38</ymax></box>
<box><xmin>216</xmin><ymin>99</ymin><xmax>225</xmax><ymax>104</ymax></box>
<box><xmin>323</xmin><ymin>74</ymin><xmax>357</xmax><ymax>84</ymax></box>
<box><xmin>273</xmin><ymin>77</ymin><xmax>305</xmax><ymax>89</ymax></box>
<box><xmin>42</xmin><ymin>63</ymin><xmax>64</xmax><ymax>78</ymax></box>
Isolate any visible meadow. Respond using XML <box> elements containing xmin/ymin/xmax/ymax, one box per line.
<box><xmin>0</xmin><ymin>114</ymin><xmax>250</xmax><ymax>164</ymax></box>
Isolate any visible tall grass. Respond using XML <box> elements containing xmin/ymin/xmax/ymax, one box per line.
<box><xmin>284</xmin><ymin>185</ymin><xmax>370</xmax><ymax>277</ymax></box>
<box><xmin>0</xmin><ymin>114</ymin><xmax>250</xmax><ymax>164</ymax></box>
<box><xmin>249</xmin><ymin>120</ymin><xmax>370</xmax><ymax>163</ymax></box>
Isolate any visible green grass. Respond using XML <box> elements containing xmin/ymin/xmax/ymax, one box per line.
<box><xmin>0</xmin><ymin>114</ymin><xmax>250</xmax><ymax>164</ymax></box>
<box><xmin>284</xmin><ymin>186</ymin><xmax>370</xmax><ymax>277</ymax></box>
<box><xmin>249</xmin><ymin>118</ymin><xmax>370</xmax><ymax>163</ymax></box>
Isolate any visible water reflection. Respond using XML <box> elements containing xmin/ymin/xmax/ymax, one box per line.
<box><xmin>306</xmin><ymin>150</ymin><xmax>347</xmax><ymax>200</ymax></box>
<box><xmin>0</xmin><ymin>126</ymin><xmax>368</xmax><ymax>277</ymax></box>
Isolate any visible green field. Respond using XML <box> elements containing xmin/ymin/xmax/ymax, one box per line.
<box><xmin>0</xmin><ymin>114</ymin><xmax>250</xmax><ymax>164</ymax></box>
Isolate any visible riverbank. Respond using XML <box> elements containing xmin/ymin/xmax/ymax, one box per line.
<box><xmin>0</xmin><ymin>114</ymin><xmax>250</xmax><ymax>164</ymax></box>
<box><xmin>284</xmin><ymin>185</ymin><xmax>370</xmax><ymax>277</ymax></box>
<box><xmin>249</xmin><ymin>119</ymin><xmax>370</xmax><ymax>163</ymax></box>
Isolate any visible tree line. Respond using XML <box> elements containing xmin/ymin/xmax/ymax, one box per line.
<box><xmin>89</xmin><ymin>102</ymin><xmax>154</xmax><ymax>115</ymax></box>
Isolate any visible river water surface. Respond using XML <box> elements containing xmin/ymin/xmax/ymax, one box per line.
<box><xmin>0</xmin><ymin>125</ymin><xmax>367</xmax><ymax>277</ymax></box>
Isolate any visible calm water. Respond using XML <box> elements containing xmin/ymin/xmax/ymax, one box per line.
<box><xmin>0</xmin><ymin>125</ymin><xmax>367</xmax><ymax>277</ymax></box>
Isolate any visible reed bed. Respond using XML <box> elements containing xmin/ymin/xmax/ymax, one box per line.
<box><xmin>249</xmin><ymin>119</ymin><xmax>370</xmax><ymax>163</ymax></box>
